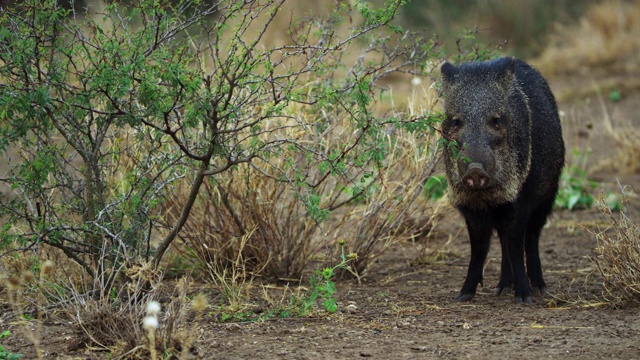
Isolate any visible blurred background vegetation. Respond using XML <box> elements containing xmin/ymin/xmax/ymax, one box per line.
<box><xmin>44</xmin><ymin>0</ymin><xmax>640</xmax><ymax>75</ymax></box>
<box><xmin>21</xmin><ymin>0</ymin><xmax>599</xmax><ymax>57</ymax></box>
<box><xmin>400</xmin><ymin>0</ymin><xmax>598</xmax><ymax>58</ymax></box>
<box><xmin>15</xmin><ymin>0</ymin><xmax>638</xmax><ymax>68</ymax></box>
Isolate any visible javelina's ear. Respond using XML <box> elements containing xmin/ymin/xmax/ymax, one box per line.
<box><xmin>441</xmin><ymin>62</ymin><xmax>458</xmax><ymax>83</ymax></box>
<box><xmin>497</xmin><ymin>57</ymin><xmax>516</xmax><ymax>85</ymax></box>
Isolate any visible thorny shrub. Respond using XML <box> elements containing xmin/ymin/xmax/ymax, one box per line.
<box><xmin>0</xmin><ymin>0</ymin><xmax>454</xmax><ymax>355</ymax></box>
<box><xmin>0</xmin><ymin>0</ymin><xmax>439</xmax><ymax>287</ymax></box>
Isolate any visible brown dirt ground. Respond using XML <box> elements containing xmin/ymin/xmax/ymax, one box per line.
<box><xmin>2</xmin><ymin>76</ymin><xmax>640</xmax><ymax>359</ymax></box>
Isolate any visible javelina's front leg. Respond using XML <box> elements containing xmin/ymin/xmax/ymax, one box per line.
<box><xmin>456</xmin><ymin>213</ymin><xmax>492</xmax><ymax>302</ymax></box>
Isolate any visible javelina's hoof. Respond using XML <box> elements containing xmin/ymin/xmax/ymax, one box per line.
<box><xmin>514</xmin><ymin>295</ymin><xmax>533</xmax><ymax>305</ymax></box>
<box><xmin>455</xmin><ymin>293</ymin><xmax>475</xmax><ymax>302</ymax></box>
<box><xmin>494</xmin><ymin>286</ymin><xmax>512</xmax><ymax>296</ymax></box>
<box><xmin>531</xmin><ymin>286</ymin><xmax>546</xmax><ymax>297</ymax></box>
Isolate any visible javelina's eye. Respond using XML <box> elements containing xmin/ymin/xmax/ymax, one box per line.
<box><xmin>449</xmin><ymin>116</ymin><xmax>462</xmax><ymax>128</ymax></box>
<box><xmin>490</xmin><ymin>116</ymin><xmax>503</xmax><ymax>129</ymax></box>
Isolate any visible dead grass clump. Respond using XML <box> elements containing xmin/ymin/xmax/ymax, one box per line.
<box><xmin>67</xmin><ymin>274</ymin><xmax>206</xmax><ymax>359</ymax></box>
<box><xmin>534</xmin><ymin>0</ymin><xmax>640</xmax><ymax>76</ymax></box>
<box><xmin>163</xmin><ymin>80</ymin><xmax>446</xmax><ymax>284</ymax></box>
<box><xmin>70</xmin><ymin>296</ymin><xmax>143</xmax><ymax>355</ymax></box>
<box><xmin>1</xmin><ymin>250</ymin><xmax>96</xmax><ymax>358</ymax></box>
<box><xmin>160</xmin><ymin>68</ymin><xmax>447</xmax><ymax>287</ymax></box>
<box><xmin>165</xmin><ymin>167</ymin><xmax>323</xmax><ymax>284</ymax></box>
<box><xmin>591</xmin><ymin>186</ymin><xmax>640</xmax><ymax>304</ymax></box>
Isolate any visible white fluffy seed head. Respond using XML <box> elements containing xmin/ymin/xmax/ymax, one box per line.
<box><xmin>142</xmin><ymin>315</ymin><xmax>159</xmax><ymax>331</ymax></box>
<box><xmin>146</xmin><ymin>301</ymin><xmax>161</xmax><ymax>316</ymax></box>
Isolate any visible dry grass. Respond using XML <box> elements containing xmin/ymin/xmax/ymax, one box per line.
<box><xmin>591</xmin><ymin>186</ymin><xmax>640</xmax><ymax>304</ymax></box>
<box><xmin>165</xmin><ymin>167</ymin><xmax>324</xmax><ymax>284</ymax></box>
<box><xmin>160</xmin><ymin>77</ymin><xmax>446</xmax><ymax>284</ymax></box>
<box><xmin>325</xmin><ymin>80</ymin><xmax>446</xmax><ymax>278</ymax></box>
<box><xmin>0</xmin><ymin>260</ymin><xmax>54</xmax><ymax>359</ymax></box>
<box><xmin>333</xmin><ymin>125</ymin><xmax>443</xmax><ymax>278</ymax></box>
<box><xmin>1</xmin><ymin>253</ymin><xmax>208</xmax><ymax>359</ymax></box>
<box><xmin>598</xmin><ymin>95</ymin><xmax>640</xmax><ymax>174</ymax></box>
<box><xmin>534</xmin><ymin>0</ymin><xmax>640</xmax><ymax>76</ymax></box>
<box><xmin>1</xmin><ymin>245</ymin><xmax>203</xmax><ymax>358</ymax></box>
<box><xmin>63</xmin><ymin>271</ymin><xmax>206</xmax><ymax>359</ymax></box>
<box><xmin>0</xmin><ymin>248</ymin><xmax>98</xmax><ymax>359</ymax></box>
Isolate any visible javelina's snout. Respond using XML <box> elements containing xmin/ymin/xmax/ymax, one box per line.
<box><xmin>462</xmin><ymin>162</ymin><xmax>490</xmax><ymax>189</ymax></box>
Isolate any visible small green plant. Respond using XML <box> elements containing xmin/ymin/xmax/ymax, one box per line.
<box><xmin>306</xmin><ymin>268</ymin><xmax>340</xmax><ymax>313</ymax></box>
<box><xmin>555</xmin><ymin>149</ymin><xmax>596</xmax><ymax>210</ymax></box>
<box><xmin>555</xmin><ymin>171</ymin><xmax>595</xmax><ymax>210</ymax></box>
<box><xmin>215</xmin><ymin>249</ymin><xmax>356</xmax><ymax>321</ymax></box>
<box><xmin>302</xmin><ymin>242</ymin><xmax>357</xmax><ymax>314</ymax></box>
<box><xmin>609</xmin><ymin>89</ymin><xmax>622</xmax><ymax>102</ymax></box>
<box><xmin>219</xmin><ymin>311</ymin><xmax>255</xmax><ymax>323</ymax></box>
<box><xmin>210</xmin><ymin>242</ymin><xmax>358</xmax><ymax>321</ymax></box>
<box><xmin>0</xmin><ymin>331</ymin><xmax>24</xmax><ymax>360</ymax></box>
<box><xmin>554</xmin><ymin>150</ymin><xmax>623</xmax><ymax>211</ymax></box>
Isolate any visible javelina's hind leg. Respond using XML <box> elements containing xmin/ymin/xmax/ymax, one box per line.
<box><xmin>495</xmin><ymin>237</ymin><xmax>513</xmax><ymax>296</ymax></box>
<box><xmin>497</xmin><ymin>214</ymin><xmax>532</xmax><ymax>304</ymax></box>
<box><xmin>525</xmin><ymin>208</ymin><xmax>552</xmax><ymax>297</ymax></box>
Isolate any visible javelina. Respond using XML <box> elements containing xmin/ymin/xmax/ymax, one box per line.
<box><xmin>440</xmin><ymin>57</ymin><xmax>565</xmax><ymax>304</ymax></box>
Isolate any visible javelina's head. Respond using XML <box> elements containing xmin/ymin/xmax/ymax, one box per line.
<box><xmin>440</xmin><ymin>57</ymin><xmax>532</xmax><ymax>209</ymax></box>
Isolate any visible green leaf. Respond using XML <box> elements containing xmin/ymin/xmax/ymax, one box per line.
<box><xmin>324</xmin><ymin>281</ymin><xmax>336</xmax><ymax>296</ymax></box>
<box><xmin>322</xmin><ymin>298</ymin><xmax>338</xmax><ymax>313</ymax></box>
<box><xmin>567</xmin><ymin>190</ymin><xmax>581</xmax><ymax>210</ymax></box>
<box><xmin>424</xmin><ymin>175</ymin><xmax>447</xmax><ymax>201</ymax></box>
<box><xmin>608</xmin><ymin>89</ymin><xmax>622</xmax><ymax>102</ymax></box>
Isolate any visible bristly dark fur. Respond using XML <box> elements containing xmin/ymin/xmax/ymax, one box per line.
<box><xmin>441</xmin><ymin>57</ymin><xmax>565</xmax><ymax>304</ymax></box>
